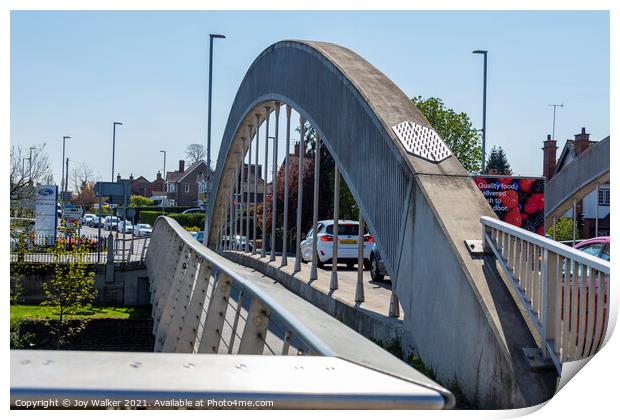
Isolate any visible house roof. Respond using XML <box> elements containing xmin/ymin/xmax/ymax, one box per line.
<box><xmin>131</xmin><ymin>176</ymin><xmax>150</xmax><ymax>183</ymax></box>
<box><xmin>555</xmin><ymin>139</ymin><xmax>599</xmax><ymax>174</ymax></box>
<box><xmin>165</xmin><ymin>170</ymin><xmax>184</xmax><ymax>183</ymax></box>
<box><xmin>177</xmin><ymin>160</ymin><xmax>213</xmax><ymax>183</ymax></box>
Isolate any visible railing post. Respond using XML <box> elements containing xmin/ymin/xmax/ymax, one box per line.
<box><xmin>162</xmin><ymin>252</ymin><xmax>199</xmax><ymax>352</ymax></box>
<box><xmin>228</xmin><ymin>186</ymin><xmax>233</xmax><ymax>250</ymax></box>
<box><xmin>198</xmin><ymin>272</ymin><xmax>231</xmax><ymax>353</ymax></box>
<box><xmin>310</xmin><ymin>133</ymin><xmax>321</xmax><ymax>281</ymax></box>
<box><xmin>281</xmin><ymin>105</ymin><xmax>291</xmax><ymax>267</ymax></box>
<box><xmin>233</xmin><ymin>157</ymin><xmax>240</xmax><ymax>251</ymax></box>
<box><xmin>227</xmin><ymin>290</ymin><xmax>245</xmax><ymax>354</ymax></box>
<box><xmin>253</xmin><ymin>114</ymin><xmax>261</xmax><ymax>255</ymax></box>
<box><xmin>330</xmin><ymin>165</ymin><xmax>340</xmax><ymax>290</ymax></box>
<box><xmin>177</xmin><ymin>260</ymin><xmax>213</xmax><ymax>353</ymax></box>
<box><xmin>155</xmin><ymin>247</ymin><xmax>190</xmax><ymax>351</ymax></box>
<box><xmin>246</xmin><ymin>125</ymin><xmax>253</xmax><ymax>253</ymax></box>
<box><xmin>270</xmin><ymin>103</ymin><xmax>281</xmax><ymax>262</ymax></box>
<box><xmin>261</xmin><ymin>106</ymin><xmax>271</xmax><ymax>258</ymax></box>
<box><xmin>540</xmin><ymin>248</ymin><xmax>558</xmax><ymax>359</ymax></box>
<box><xmin>240</xmin><ymin>137</ymin><xmax>247</xmax><ymax>251</ymax></box>
<box><xmin>293</xmin><ymin>116</ymin><xmax>305</xmax><ymax>273</ymax></box>
<box><xmin>239</xmin><ymin>297</ymin><xmax>270</xmax><ymax>354</ymax></box>
<box><xmin>355</xmin><ymin>212</ymin><xmax>365</xmax><ymax>303</ymax></box>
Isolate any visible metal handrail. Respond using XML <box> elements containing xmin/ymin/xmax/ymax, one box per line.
<box><xmin>481</xmin><ymin>216</ymin><xmax>610</xmax><ymax>373</ymax></box>
<box><xmin>481</xmin><ymin>216</ymin><xmax>609</xmax><ymax>273</ymax></box>
<box><xmin>151</xmin><ymin>216</ymin><xmax>335</xmax><ymax>357</ymax></box>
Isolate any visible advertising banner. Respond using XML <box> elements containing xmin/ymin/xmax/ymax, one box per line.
<box><xmin>473</xmin><ymin>175</ymin><xmax>545</xmax><ymax>235</ymax></box>
<box><xmin>34</xmin><ymin>185</ymin><xmax>58</xmax><ymax>244</ymax></box>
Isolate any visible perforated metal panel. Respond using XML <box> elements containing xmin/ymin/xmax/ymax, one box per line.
<box><xmin>392</xmin><ymin>121</ymin><xmax>452</xmax><ymax>163</ymax></box>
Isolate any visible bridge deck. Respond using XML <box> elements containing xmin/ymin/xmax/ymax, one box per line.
<box><xmin>225</xmin><ymin>251</ymin><xmax>402</xmax><ymax>321</ymax></box>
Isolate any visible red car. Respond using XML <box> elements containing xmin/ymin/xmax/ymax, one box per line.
<box><xmin>574</xmin><ymin>236</ymin><xmax>610</xmax><ymax>261</ymax></box>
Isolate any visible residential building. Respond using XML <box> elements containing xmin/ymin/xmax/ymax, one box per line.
<box><xmin>542</xmin><ymin>127</ymin><xmax>610</xmax><ymax>238</ymax></box>
<box><xmin>165</xmin><ymin>160</ymin><xmax>214</xmax><ymax>207</ymax></box>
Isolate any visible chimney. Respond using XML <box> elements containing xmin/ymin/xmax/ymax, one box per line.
<box><xmin>129</xmin><ymin>173</ymin><xmax>134</xmax><ymax>181</ymax></box>
<box><xmin>542</xmin><ymin>134</ymin><xmax>558</xmax><ymax>180</ymax></box>
<box><xmin>117</xmin><ymin>173</ymin><xmax>121</xmax><ymax>182</ymax></box>
<box><xmin>156</xmin><ymin>171</ymin><xmax>162</xmax><ymax>180</ymax></box>
<box><xmin>294</xmin><ymin>141</ymin><xmax>300</xmax><ymax>157</ymax></box>
<box><xmin>179</xmin><ymin>160</ymin><xmax>185</xmax><ymax>172</ymax></box>
<box><xmin>573</xmin><ymin>127</ymin><xmax>591</xmax><ymax>156</ymax></box>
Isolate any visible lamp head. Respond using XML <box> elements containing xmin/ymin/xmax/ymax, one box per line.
<box><xmin>472</xmin><ymin>50</ymin><xmax>487</xmax><ymax>55</ymax></box>
<box><xmin>63</xmin><ymin>136</ymin><xmax>71</xmax><ymax>140</ymax></box>
<box><xmin>114</xmin><ymin>122</ymin><xmax>123</xmax><ymax>126</ymax></box>
<box><xmin>210</xmin><ymin>34</ymin><xmax>226</xmax><ymax>39</ymax></box>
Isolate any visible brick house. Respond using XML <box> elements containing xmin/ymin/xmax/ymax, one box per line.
<box><xmin>165</xmin><ymin>160</ymin><xmax>214</xmax><ymax>207</ymax></box>
<box><xmin>542</xmin><ymin>127</ymin><xmax>610</xmax><ymax>238</ymax></box>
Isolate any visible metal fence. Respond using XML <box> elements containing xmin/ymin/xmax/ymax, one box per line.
<box><xmin>10</xmin><ymin>232</ymin><xmax>149</xmax><ymax>264</ymax></box>
<box><xmin>481</xmin><ymin>216</ymin><xmax>610</xmax><ymax>373</ymax></box>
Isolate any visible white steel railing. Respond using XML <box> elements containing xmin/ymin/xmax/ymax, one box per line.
<box><xmin>481</xmin><ymin>216</ymin><xmax>610</xmax><ymax>373</ymax></box>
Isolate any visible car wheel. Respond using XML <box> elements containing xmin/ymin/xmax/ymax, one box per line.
<box><xmin>363</xmin><ymin>259</ymin><xmax>372</xmax><ymax>271</ymax></box>
<box><xmin>346</xmin><ymin>262</ymin><xmax>355</xmax><ymax>269</ymax></box>
<box><xmin>370</xmin><ymin>254</ymin><xmax>384</xmax><ymax>281</ymax></box>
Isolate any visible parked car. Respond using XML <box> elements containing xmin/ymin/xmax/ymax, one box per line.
<box><xmin>574</xmin><ymin>236</ymin><xmax>610</xmax><ymax>261</ymax></box>
<box><xmin>118</xmin><ymin>220</ymin><xmax>133</xmax><ymax>234</ymax></box>
<box><xmin>368</xmin><ymin>243</ymin><xmax>390</xmax><ymax>282</ymax></box>
<box><xmin>82</xmin><ymin>213</ymin><xmax>96</xmax><ymax>224</ymax></box>
<box><xmin>220</xmin><ymin>234</ymin><xmax>253</xmax><ymax>251</ymax></box>
<box><xmin>134</xmin><ymin>224</ymin><xmax>153</xmax><ymax>237</ymax></box>
<box><xmin>300</xmin><ymin>220</ymin><xmax>372</xmax><ymax>269</ymax></box>
<box><xmin>103</xmin><ymin>216</ymin><xmax>120</xmax><ymax>231</ymax></box>
<box><xmin>182</xmin><ymin>208</ymin><xmax>204</xmax><ymax>214</ymax></box>
<box><xmin>88</xmin><ymin>215</ymin><xmax>106</xmax><ymax>228</ymax></box>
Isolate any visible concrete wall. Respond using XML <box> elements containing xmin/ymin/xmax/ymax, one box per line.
<box><xmin>13</xmin><ymin>264</ymin><xmax>151</xmax><ymax>307</ymax></box>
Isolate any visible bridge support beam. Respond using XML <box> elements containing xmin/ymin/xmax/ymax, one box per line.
<box><xmin>270</xmin><ymin>103</ymin><xmax>280</xmax><ymax>262</ymax></box>
<box><xmin>310</xmin><ymin>134</ymin><xmax>320</xmax><ymax>281</ymax></box>
<box><xmin>355</xmin><ymin>213</ymin><xmax>365</xmax><ymax>303</ymax></box>
<box><xmin>293</xmin><ymin>116</ymin><xmax>305</xmax><ymax>273</ymax></box>
<box><xmin>261</xmin><ymin>107</ymin><xmax>271</xmax><ymax>258</ymax></box>
<box><xmin>281</xmin><ymin>105</ymin><xmax>292</xmax><ymax>267</ymax></box>
<box><xmin>246</xmin><ymin>126</ymin><xmax>253</xmax><ymax>253</ymax></box>
<box><xmin>252</xmin><ymin>114</ymin><xmax>260</xmax><ymax>255</ymax></box>
<box><xmin>330</xmin><ymin>166</ymin><xmax>340</xmax><ymax>290</ymax></box>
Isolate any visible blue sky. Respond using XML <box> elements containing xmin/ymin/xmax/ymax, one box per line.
<box><xmin>10</xmin><ymin>10</ymin><xmax>609</xmax><ymax>184</ymax></box>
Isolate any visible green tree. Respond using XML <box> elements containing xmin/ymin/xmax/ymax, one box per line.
<box><xmin>411</xmin><ymin>96</ymin><xmax>482</xmax><ymax>173</ymax></box>
<box><xmin>42</xmin><ymin>243</ymin><xmax>98</xmax><ymax>349</ymax></box>
<box><xmin>485</xmin><ymin>146</ymin><xmax>512</xmax><ymax>175</ymax></box>
<box><xmin>547</xmin><ymin>217</ymin><xmax>581</xmax><ymax>242</ymax></box>
<box><xmin>130</xmin><ymin>195</ymin><xmax>154</xmax><ymax>207</ymax></box>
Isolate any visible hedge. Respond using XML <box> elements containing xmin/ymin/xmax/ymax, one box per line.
<box><xmin>139</xmin><ymin>211</ymin><xmax>205</xmax><ymax>229</ymax></box>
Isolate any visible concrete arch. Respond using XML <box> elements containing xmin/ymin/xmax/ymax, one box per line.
<box><xmin>206</xmin><ymin>40</ymin><xmax>470</xmax><ymax>280</ymax></box>
<box><xmin>206</xmin><ymin>40</ymin><xmax>556</xmax><ymax>407</ymax></box>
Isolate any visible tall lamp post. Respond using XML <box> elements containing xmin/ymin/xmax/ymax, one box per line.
<box><xmin>28</xmin><ymin>146</ymin><xmax>35</xmax><ymax>183</ymax></box>
<box><xmin>206</xmin><ymin>34</ymin><xmax>226</xmax><ymax>202</ymax></box>
<box><xmin>111</xmin><ymin>122</ymin><xmax>123</xmax><ymax>181</ymax></box>
<box><xmin>473</xmin><ymin>49</ymin><xmax>488</xmax><ymax>173</ymax></box>
<box><xmin>61</xmin><ymin>136</ymin><xmax>71</xmax><ymax>205</ymax></box>
<box><xmin>160</xmin><ymin>150</ymin><xmax>166</xmax><ymax>215</ymax></box>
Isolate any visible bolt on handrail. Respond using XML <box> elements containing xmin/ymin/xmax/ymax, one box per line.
<box><xmin>481</xmin><ymin>216</ymin><xmax>610</xmax><ymax>373</ymax></box>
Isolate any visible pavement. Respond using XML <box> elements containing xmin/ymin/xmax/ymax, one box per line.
<box><xmin>225</xmin><ymin>250</ymin><xmax>400</xmax><ymax>320</ymax></box>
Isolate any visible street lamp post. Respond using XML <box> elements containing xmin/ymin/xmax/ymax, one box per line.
<box><xmin>160</xmin><ymin>150</ymin><xmax>166</xmax><ymax>215</ymax></box>
<box><xmin>206</xmin><ymin>34</ymin><xmax>226</xmax><ymax>223</ymax></box>
<box><xmin>111</xmin><ymin>122</ymin><xmax>123</xmax><ymax>181</ymax></box>
<box><xmin>61</xmin><ymin>136</ymin><xmax>71</xmax><ymax>205</ymax></box>
<box><xmin>473</xmin><ymin>50</ymin><xmax>488</xmax><ymax>173</ymax></box>
<box><xmin>28</xmin><ymin>146</ymin><xmax>35</xmax><ymax>183</ymax></box>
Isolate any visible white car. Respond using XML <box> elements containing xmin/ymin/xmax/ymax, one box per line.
<box><xmin>82</xmin><ymin>213</ymin><xmax>96</xmax><ymax>224</ymax></box>
<box><xmin>118</xmin><ymin>220</ymin><xmax>133</xmax><ymax>234</ymax></box>
<box><xmin>300</xmin><ymin>220</ymin><xmax>372</xmax><ymax>269</ymax></box>
<box><xmin>103</xmin><ymin>216</ymin><xmax>120</xmax><ymax>231</ymax></box>
<box><xmin>134</xmin><ymin>224</ymin><xmax>152</xmax><ymax>237</ymax></box>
